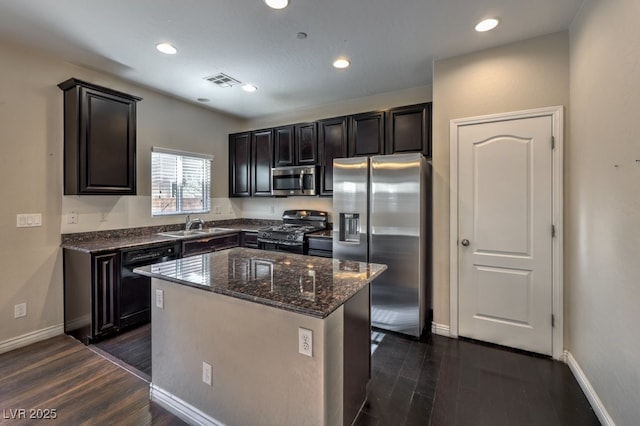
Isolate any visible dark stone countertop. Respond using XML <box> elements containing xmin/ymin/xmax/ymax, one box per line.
<box><xmin>134</xmin><ymin>247</ymin><xmax>386</xmax><ymax>319</ymax></box>
<box><xmin>61</xmin><ymin>220</ymin><xmax>276</xmax><ymax>253</ymax></box>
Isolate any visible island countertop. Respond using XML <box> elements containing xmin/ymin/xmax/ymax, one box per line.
<box><xmin>134</xmin><ymin>247</ymin><xmax>386</xmax><ymax>319</ymax></box>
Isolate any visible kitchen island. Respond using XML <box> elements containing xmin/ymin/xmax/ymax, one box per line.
<box><xmin>134</xmin><ymin>247</ymin><xmax>386</xmax><ymax>426</ymax></box>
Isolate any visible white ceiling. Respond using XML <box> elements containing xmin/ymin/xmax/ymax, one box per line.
<box><xmin>0</xmin><ymin>0</ymin><xmax>583</xmax><ymax>119</ymax></box>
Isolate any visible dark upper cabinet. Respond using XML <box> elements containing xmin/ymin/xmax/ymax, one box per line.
<box><xmin>274</xmin><ymin>125</ymin><xmax>295</xmax><ymax>167</ymax></box>
<box><xmin>273</xmin><ymin>123</ymin><xmax>317</xmax><ymax>166</ymax></box>
<box><xmin>386</xmin><ymin>103</ymin><xmax>432</xmax><ymax>157</ymax></box>
<box><xmin>58</xmin><ymin>78</ymin><xmax>141</xmax><ymax>195</ymax></box>
<box><xmin>318</xmin><ymin>116</ymin><xmax>348</xmax><ymax>196</ymax></box>
<box><xmin>348</xmin><ymin>111</ymin><xmax>385</xmax><ymax>157</ymax></box>
<box><xmin>229</xmin><ymin>132</ymin><xmax>251</xmax><ymax>197</ymax></box>
<box><xmin>295</xmin><ymin>122</ymin><xmax>318</xmax><ymax>165</ymax></box>
<box><xmin>251</xmin><ymin>129</ymin><xmax>274</xmax><ymax>196</ymax></box>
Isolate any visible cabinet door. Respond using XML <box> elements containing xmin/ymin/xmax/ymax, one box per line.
<box><xmin>274</xmin><ymin>125</ymin><xmax>295</xmax><ymax>167</ymax></box>
<box><xmin>229</xmin><ymin>132</ymin><xmax>251</xmax><ymax>197</ymax></box>
<box><xmin>252</xmin><ymin>129</ymin><xmax>274</xmax><ymax>196</ymax></box>
<box><xmin>386</xmin><ymin>103</ymin><xmax>432</xmax><ymax>156</ymax></box>
<box><xmin>318</xmin><ymin>117</ymin><xmax>348</xmax><ymax>196</ymax></box>
<box><xmin>295</xmin><ymin>122</ymin><xmax>318</xmax><ymax>165</ymax></box>
<box><xmin>349</xmin><ymin>111</ymin><xmax>385</xmax><ymax>157</ymax></box>
<box><xmin>93</xmin><ymin>252</ymin><xmax>118</xmax><ymax>336</ymax></box>
<box><xmin>59</xmin><ymin>78</ymin><xmax>141</xmax><ymax>195</ymax></box>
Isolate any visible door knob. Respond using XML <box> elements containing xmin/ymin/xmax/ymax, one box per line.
<box><xmin>461</xmin><ymin>239</ymin><xmax>470</xmax><ymax>246</ymax></box>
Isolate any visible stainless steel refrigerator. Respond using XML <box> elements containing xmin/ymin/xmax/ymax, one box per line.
<box><xmin>333</xmin><ymin>153</ymin><xmax>431</xmax><ymax>338</ymax></box>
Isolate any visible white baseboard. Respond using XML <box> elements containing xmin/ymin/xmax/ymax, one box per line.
<box><xmin>0</xmin><ymin>324</ymin><xmax>64</xmax><ymax>355</ymax></box>
<box><xmin>431</xmin><ymin>322</ymin><xmax>451</xmax><ymax>337</ymax></box>
<box><xmin>564</xmin><ymin>350</ymin><xmax>615</xmax><ymax>426</ymax></box>
<box><xmin>150</xmin><ymin>383</ymin><xmax>225</xmax><ymax>426</ymax></box>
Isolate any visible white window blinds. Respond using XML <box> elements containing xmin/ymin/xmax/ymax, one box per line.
<box><xmin>151</xmin><ymin>147</ymin><xmax>212</xmax><ymax>216</ymax></box>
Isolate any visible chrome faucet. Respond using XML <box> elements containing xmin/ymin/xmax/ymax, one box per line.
<box><xmin>185</xmin><ymin>215</ymin><xmax>205</xmax><ymax>230</ymax></box>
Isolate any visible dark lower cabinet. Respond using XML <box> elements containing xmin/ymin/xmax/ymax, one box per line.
<box><xmin>307</xmin><ymin>236</ymin><xmax>333</xmax><ymax>258</ymax></box>
<box><xmin>318</xmin><ymin>116</ymin><xmax>348</xmax><ymax>196</ymax></box>
<box><xmin>349</xmin><ymin>111</ymin><xmax>385</xmax><ymax>157</ymax></box>
<box><xmin>94</xmin><ymin>253</ymin><xmax>119</xmax><ymax>336</ymax></box>
<box><xmin>240</xmin><ymin>231</ymin><xmax>258</xmax><ymax>248</ymax></box>
<box><xmin>64</xmin><ymin>249</ymin><xmax>119</xmax><ymax>344</ymax></box>
<box><xmin>386</xmin><ymin>103</ymin><xmax>432</xmax><ymax>156</ymax></box>
<box><xmin>58</xmin><ymin>78</ymin><xmax>141</xmax><ymax>195</ymax></box>
<box><xmin>182</xmin><ymin>233</ymin><xmax>240</xmax><ymax>257</ymax></box>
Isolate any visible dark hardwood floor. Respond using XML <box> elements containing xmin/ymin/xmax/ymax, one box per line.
<box><xmin>359</xmin><ymin>331</ymin><xmax>601</xmax><ymax>426</ymax></box>
<box><xmin>0</xmin><ymin>335</ymin><xmax>184</xmax><ymax>425</ymax></box>
<box><xmin>94</xmin><ymin>323</ymin><xmax>152</xmax><ymax>380</ymax></box>
<box><xmin>0</xmin><ymin>328</ymin><xmax>600</xmax><ymax>426</ymax></box>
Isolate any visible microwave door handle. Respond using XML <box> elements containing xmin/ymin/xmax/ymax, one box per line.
<box><xmin>300</xmin><ymin>170</ymin><xmax>304</xmax><ymax>194</ymax></box>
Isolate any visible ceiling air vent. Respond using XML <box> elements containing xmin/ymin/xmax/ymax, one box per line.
<box><xmin>204</xmin><ymin>73</ymin><xmax>242</xmax><ymax>88</ymax></box>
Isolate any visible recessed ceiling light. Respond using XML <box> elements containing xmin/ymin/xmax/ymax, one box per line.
<box><xmin>333</xmin><ymin>58</ymin><xmax>350</xmax><ymax>69</ymax></box>
<box><xmin>475</xmin><ymin>18</ymin><xmax>499</xmax><ymax>32</ymax></box>
<box><xmin>242</xmin><ymin>84</ymin><xmax>258</xmax><ymax>93</ymax></box>
<box><xmin>197</xmin><ymin>98</ymin><xmax>210</xmax><ymax>102</ymax></box>
<box><xmin>156</xmin><ymin>43</ymin><xmax>177</xmax><ymax>54</ymax></box>
<box><xmin>296</xmin><ymin>32</ymin><xmax>308</xmax><ymax>40</ymax></box>
<box><xmin>264</xmin><ymin>0</ymin><xmax>288</xmax><ymax>9</ymax></box>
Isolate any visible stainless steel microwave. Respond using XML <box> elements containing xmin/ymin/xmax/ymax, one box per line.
<box><xmin>271</xmin><ymin>165</ymin><xmax>318</xmax><ymax>196</ymax></box>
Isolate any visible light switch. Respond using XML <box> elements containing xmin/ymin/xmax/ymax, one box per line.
<box><xmin>16</xmin><ymin>213</ymin><xmax>42</xmax><ymax>228</ymax></box>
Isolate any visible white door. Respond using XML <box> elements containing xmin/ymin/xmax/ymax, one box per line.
<box><xmin>457</xmin><ymin>115</ymin><xmax>553</xmax><ymax>355</ymax></box>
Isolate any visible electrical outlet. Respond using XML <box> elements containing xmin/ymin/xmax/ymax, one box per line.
<box><xmin>202</xmin><ymin>362</ymin><xmax>212</xmax><ymax>386</ymax></box>
<box><xmin>14</xmin><ymin>303</ymin><xmax>27</xmax><ymax>318</ymax></box>
<box><xmin>227</xmin><ymin>205</ymin><xmax>233</xmax><ymax>214</ymax></box>
<box><xmin>67</xmin><ymin>211</ymin><xmax>78</xmax><ymax>224</ymax></box>
<box><xmin>298</xmin><ymin>327</ymin><xmax>313</xmax><ymax>357</ymax></box>
<box><xmin>155</xmin><ymin>289</ymin><xmax>164</xmax><ymax>309</ymax></box>
<box><xmin>214</xmin><ymin>205</ymin><xmax>221</xmax><ymax>214</ymax></box>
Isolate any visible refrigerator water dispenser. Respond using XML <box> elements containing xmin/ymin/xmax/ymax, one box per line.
<box><xmin>339</xmin><ymin>213</ymin><xmax>360</xmax><ymax>243</ymax></box>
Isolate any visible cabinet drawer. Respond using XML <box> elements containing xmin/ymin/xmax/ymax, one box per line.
<box><xmin>307</xmin><ymin>237</ymin><xmax>332</xmax><ymax>251</ymax></box>
<box><xmin>241</xmin><ymin>231</ymin><xmax>258</xmax><ymax>248</ymax></box>
<box><xmin>182</xmin><ymin>233</ymin><xmax>240</xmax><ymax>257</ymax></box>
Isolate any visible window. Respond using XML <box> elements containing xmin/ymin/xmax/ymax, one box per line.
<box><xmin>151</xmin><ymin>147</ymin><xmax>212</xmax><ymax>216</ymax></box>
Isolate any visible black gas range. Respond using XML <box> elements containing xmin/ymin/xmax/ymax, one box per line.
<box><xmin>257</xmin><ymin>210</ymin><xmax>328</xmax><ymax>255</ymax></box>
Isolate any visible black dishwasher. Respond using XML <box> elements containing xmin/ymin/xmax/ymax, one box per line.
<box><xmin>119</xmin><ymin>242</ymin><xmax>181</xmax><ymax>328</ymax></box>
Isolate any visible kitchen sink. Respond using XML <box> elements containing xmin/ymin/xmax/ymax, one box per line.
<box><xmin>157</xmin><ymin>228</ymin><xmax>235</xmax><ymax>238</ymax></box>
<box><xmin>157</xmin><ymin>230</ymin><xmax>202</xmax><ymax>238</ymax></box>
<box><xmin>198</xmin><ymin>227</ymin><xmax>235</xmax><ymax>234</ymax></box>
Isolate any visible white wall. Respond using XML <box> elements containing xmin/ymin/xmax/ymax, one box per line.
<box><xmin>431</xmin><ymin>32</ymin><xmax>570</xmax><ymax>327</ymax></box>
<box><xmin>568</xmin><ymin>0</ymin><xmax>640</xmax><ymax>423</ymax></box>
<box><xmin>0</xmin><ymin>40</ymin><xmax>242</xmax><ymax>344</ymax></box>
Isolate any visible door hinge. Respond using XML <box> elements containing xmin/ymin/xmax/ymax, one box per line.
<box><xmin>551</xmin><ymin>136</ymin><xmax>555</xmax><ymax>150</ymax></box>
<box><xmin>551</xmin><ymin>314</ymin><xmax>555</xmax><ymax>327</ymax></box>
<box><xmin>552</xmin><ymin>224</ymin><xmax>556</xmax><ymax>238</ymax></box>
